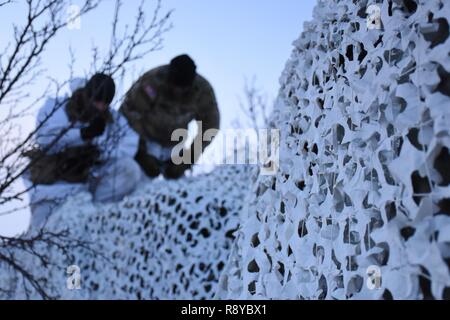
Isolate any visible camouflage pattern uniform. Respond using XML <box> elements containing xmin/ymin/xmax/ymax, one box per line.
<box><xmin>120</xmin><ymin>65</ymin><xmax>220</xmax><ymax>165</ymax></box>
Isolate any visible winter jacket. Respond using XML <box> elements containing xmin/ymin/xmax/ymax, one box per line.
<box><xmin>119</xmin><ymin>65</ymin><xmax>220</xmax><ymax>162</ymax></box>
<box><xmin>28</xmin><ymin>91</ymin><xmax>138</xmax><ymax>184</ymax></box>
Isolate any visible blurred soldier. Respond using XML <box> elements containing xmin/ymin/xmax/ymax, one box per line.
<box><xmin>25</xmin><ymin>73</ymin><xmax>141</xmax><ymax>229</ymax></box>
<box><xmin>120</xmin><ymin>54</ymin><xmax>220</xmax><ymax>179</ymax></box>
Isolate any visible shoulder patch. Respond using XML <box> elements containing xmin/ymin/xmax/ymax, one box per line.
<box><xmin>144</xmin><ymin>84</ymin><xmax>157</xmax><ymax>99</ymax></box>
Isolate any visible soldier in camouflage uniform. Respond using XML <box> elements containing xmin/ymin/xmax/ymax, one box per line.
<box><xmin>120</xmin><ymin>54</ymin><xmax>220</xmax><ymax>179</ymax></box>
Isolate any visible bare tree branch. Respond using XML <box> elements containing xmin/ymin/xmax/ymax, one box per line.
<box><xmin>237</xmin><ymin>77</ymin><xmax>272</xmax><ymax>132</ymax></box>
<box><xmin>0</xmin><ymin>0</ymin><xmax>173</xmax><ymax>207</ymax></box>
<box><xmin>101</xmin><ymin>0</ymin><xmax>173</xmax><ymax>76</ymax></box>
<box><xmin>0</xmin><ymin>228</ymin><xmax>106</xmax><ymax>299</ymax></box>
<box><xmin>0</xmin><ymin>0</ymin><xmax>173</xmax><ymax>299</ymax></box>
<box><xmin>0</xmin><ymin>0</ymin><xmax>100</xmax><ymax>105</ymax></box>
<box><xmin>0</xmin><ymin>0</ymin><xmax>13</xmax><ymax>7</ymax></box>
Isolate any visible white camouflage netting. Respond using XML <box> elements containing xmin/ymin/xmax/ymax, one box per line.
<box><xmin>1</xmin><ymin>0</ymin><xmax>450</xmax><ymax>300</ymax></box>
<box><xmin>217</xmin><ymin>0</ymin><xmax>450</xmax><ymax>300</ymax></box>
<box><xmin>0</xmin><ymin>166</ymin><xmax>254</xmax><ymax>299</ymax></box>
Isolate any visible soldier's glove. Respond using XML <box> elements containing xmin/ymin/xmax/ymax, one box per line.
<box><xmin>59</xmin><ymin>145</ymin><xmax>101</xmax><ymax>183</ymax></box>
<box><xmin>164</xmin><ymin>162</ymin><xmax>191</xmax><ymax>180</ymax></box>
<box><xmin>81</xmin><ymin>116</ymin><xmax>106</xmax><ymax>140</ymax></box>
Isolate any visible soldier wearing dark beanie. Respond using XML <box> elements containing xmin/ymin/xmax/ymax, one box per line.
<box><xmin>26</xmin><ymin>71</ymin><xmax>141</xmax><ymax>229</ymax></box>
<box><xmin>85</xmin><ymin>73</ymin><xmax>116</xmax><ymax>104</ymax></box>
<box><xmin>64</xmin><ymin>73</ymin><xmax>116</xmax><ymax>140</ymax></box>
<box><xmin>168</xmin><ymin>54</ymin><xmax>197</xmax><ymax>87</ymax></box>
<box><xmin>120</xmin><ymin>54</ymin><xmax>220</xmax><ymax>180</ymax></box>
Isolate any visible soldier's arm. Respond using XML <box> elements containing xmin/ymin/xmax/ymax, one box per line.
<box><xmin>36</xmin><ymin>98</ymin><xmax>85</xmax><ymax>152</ymax></box>
<box><xmin>119</xmin><ymin>97</ymin><xmax>146</xmax><ymax>138</ymax></box>
<box><xmin>119</xmin><ymin>69</ymin><xmax>160</xmax><ymax>139</ymax></box>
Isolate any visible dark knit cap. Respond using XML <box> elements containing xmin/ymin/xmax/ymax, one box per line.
<box><xmin>168</xmin><ymin>54</ymin><xmax>197</xmax><ymax>87</ymax></box>
<box><xmin>85</xmin><ymin>73</ymin><xmax>116</xmax><ymax>104</ymax></box>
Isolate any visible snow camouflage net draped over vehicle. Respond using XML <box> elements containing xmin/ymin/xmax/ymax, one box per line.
<box><xmin>0</xmin><ymin>166</ymin><xmax>255</xmax><ymax>299</ymax></box>
<box><xmin>217</xmin><ymin>0</ymin><xmax>450</xmax><ymax>299</ymax></box>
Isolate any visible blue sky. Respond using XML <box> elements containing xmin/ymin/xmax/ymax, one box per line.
<box><xmin>0</xmin><ymin>0</ymin><xmax>316</xmax><ymax>236</ymax></box>
<box><xmin>0</xmin><ymin>0</ymin><xmax>316</xmax><ymax>125</ymax></box>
